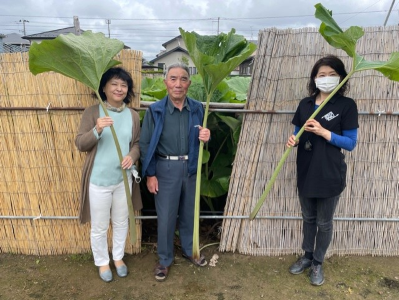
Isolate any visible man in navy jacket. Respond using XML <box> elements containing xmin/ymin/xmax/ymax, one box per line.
<box><xmin>140</xmin><ymin>63</ymin><xmax>210</xmax><ymax>282</ymax></box>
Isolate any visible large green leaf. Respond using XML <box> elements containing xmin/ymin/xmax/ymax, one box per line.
<box><xmin>188</xmin><ymin>75</ymin><xmax>239</xmax><ymax>103</ymax></box>
<box><xmin>354</xmin><ymin>53</ymin><xmax>399</xmax><ymax>81</ymax></box>
<box><xmin>141</xmin><ymin>77</ymin><xmax>168</xmax><ymax>100</ymax></box>
<box><xmin>216</xmin><ymin>114</ymin><xmax>241</xmax><ymax>131</ymax></box>
<box><xmin>29</xmin><ymin>31</ymin><xmax>124</xmax><ymax>91</ymax></box>
<box><xmin>315</xmin><ymin>3</ymin><xmax>363</xmax><ymax>58</ymax></box>
<box><xmin>200</xmin><ymin>174</ymin><xmax>229</xmax><ymax>198</ymax></box>
<box><xmin>226</xmin><ymin>77</ymin><xmax>251</xmax><ymax>101</ymax></box>
<box><xmin>180</xmin><ymin>28</ymin><xmax>256</xmax><ymax>95</ymax></box>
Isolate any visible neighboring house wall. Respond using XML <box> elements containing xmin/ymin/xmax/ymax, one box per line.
<box><xmin>152</xmin><ymin>51</ymin><xmax>197</xmax><ymax>75</ymax></box>
<box><xmin>239</xmin><ymin>58</ymin><xmax>255</xmax><ymax>76</ymax></box>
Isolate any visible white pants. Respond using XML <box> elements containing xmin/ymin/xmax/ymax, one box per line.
<box><xmin>89</xmin><ymin>176</ymin><xmax>132</xmax><ymax>266</ymax></box>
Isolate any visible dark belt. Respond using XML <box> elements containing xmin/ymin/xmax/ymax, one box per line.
<box><xmin>158</xmin><ymin>154</ymin><xmax>188</xmax><ymax>161</ymax></box>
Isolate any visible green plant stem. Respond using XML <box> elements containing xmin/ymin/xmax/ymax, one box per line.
<box><xmin>249</xmin><ymin>70</ymin><xmax>354</xmax><ymax>220</ymax></box>
<box><xmin>96</xmin><ymin>92</ymin><xmax>136</xmax><ymax>242</ymax></box>
<box><xmin>192</xmin><ymin>93</ymin><xmax>212</xmax><ymax>259</ymax></box>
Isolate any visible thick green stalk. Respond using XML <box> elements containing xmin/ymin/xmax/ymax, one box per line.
<box><xmin>249</xmin><ymin>70</ymin><xmax>354</xmax><ymax>220</ymax></box>
<box><xmin>192</xmin><ymin>93</ymin><xmax>212</xmax><ymax>259</ymax></box>
<box><xmin>95</xmin><ymin>92</ymin><xmax>136</xmax><ymax>242</ymax></box>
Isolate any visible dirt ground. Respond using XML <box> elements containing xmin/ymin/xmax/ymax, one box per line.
<box><xmin>1</xmin><ymin>221</ymin><xmax>399</xmax><ymax>300</ymax></box>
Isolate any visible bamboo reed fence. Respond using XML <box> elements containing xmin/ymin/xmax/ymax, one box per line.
<box><xmin>220</xmin><ymin>26</ymin><xmax>399</xmax><ymax>256</ymax></box>
<box><xmin>0</xmin><ymin>49</ymin><xmax>143</xmax><ymax>255</ymax></box>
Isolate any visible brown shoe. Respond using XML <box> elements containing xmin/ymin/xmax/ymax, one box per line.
<box><xmin>154</xmin><ymin>264</ymin><xmax>169</xmax><ymax>282</ymax></box>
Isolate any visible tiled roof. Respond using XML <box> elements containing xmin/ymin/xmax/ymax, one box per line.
<box><xmin>3</xmin><ymin>33</ymin><xmax>30</xmax><ymax>45</ymax></box>
<box><xmin>150</xmin><ymin>46</ymin><xmax>188</xmax><ymax>63</ymax></box>
<box><xmin>23</xmin><ymin>27</ymin><xmax>84</xmax><ymax>39</ymax></box>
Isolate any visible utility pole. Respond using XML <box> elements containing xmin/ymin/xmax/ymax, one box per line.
<box><xmin>106</xmin><ymin>19</ymin><xmax>111</xmax><ymax>38</ymax></box>
<box><xmin>73</xmin><ymin>16</ymin><xmax>81</xmax><ymax>35</ymax></box>
<box><xmin>217</xmin><ymin>17</ymin><xmax>220</xmax><ymax>35</ymax></box>
<box><xmin>19</xmin><ymin>19</ymin><xmax>29</xmax><ymax>36</ymax></box>
<box><xmin>384</xmin><ymin>0</ymin><xmax>396</xmax><ymax>26</ymax></box>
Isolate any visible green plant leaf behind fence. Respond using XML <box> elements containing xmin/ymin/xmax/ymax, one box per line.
<box><xmin>180</xmin><ymin>28</ymin><xmax>257</xmax><ymax>96</ymax></box>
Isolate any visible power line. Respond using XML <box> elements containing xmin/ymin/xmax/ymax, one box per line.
<box><xmin>0</xmin><ymin>9</ymin><xmax>395</xmax><ymax>21</ymax></box>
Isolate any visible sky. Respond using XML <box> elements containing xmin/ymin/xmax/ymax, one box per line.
<box><xmin>0</xmin><ymin>0</ymin><xmax>398</xmax><ymax>60</ymax></box>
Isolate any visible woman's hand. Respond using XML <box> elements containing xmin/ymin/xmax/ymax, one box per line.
<box><xmin>95</xmin><ymin>116</ymin><xmax>113</xmax><ymax>134</ymax></box>
<box><xmin>121</xmin><ymin>156</ymin><xmax>134</xmax><ymax>169</ymax></box>
<box><xmin>286</xmin><ymin>135</ymin><xmax>298</xmax><ymax>148</ymax></box>
<box><xmin>304</xmin><ymin>119</ymin><xmax>331</xmax><ymax>141</ymax></box>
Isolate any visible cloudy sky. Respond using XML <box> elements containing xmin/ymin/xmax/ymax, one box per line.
<box><xmin>1</xmin><ymin>0</ymin><xmax>398</xmax><ymax>60</ymax></box>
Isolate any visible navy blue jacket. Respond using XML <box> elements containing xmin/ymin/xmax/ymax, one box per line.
<box><xmin>140</xmin><ymin>96</ymin><xmax>204</xmax><ymax>177</ymax></box>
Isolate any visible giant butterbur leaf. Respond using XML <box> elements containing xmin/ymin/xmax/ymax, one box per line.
<box><xmin>180</xmin><ymin>28</ymin><xmax>257</xmax><ymax>95</ymax></box>
<box><xmin>29</xmin><ymin>31</ymin><xmax>124</xmax><ymax>91</ymax></box>
<box><xmin>354</xmin><ymin>53</ymin><xmax>399</xmax><ymax>81</ymax></box>
<box><xmin>315</xmin><ymin>3</ymin><xmax>363</xmax><ymax>58</ymax></box>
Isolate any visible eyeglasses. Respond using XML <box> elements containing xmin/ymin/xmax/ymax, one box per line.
<box><xmin>304</xmin><ymin>140</ymin><xmax>312</xmax><ymax>151</ymax></box>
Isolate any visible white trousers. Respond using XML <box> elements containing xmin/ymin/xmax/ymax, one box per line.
<box><xmin>89</xmin><ymin>176</ymin><xmax>131</xmax><ymax>266</ymax></box>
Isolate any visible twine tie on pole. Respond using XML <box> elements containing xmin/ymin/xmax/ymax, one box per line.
<box><xmin>33</xmin><ymin>214</ymin><xmax>42</xmax><ymax>220</ymax></box>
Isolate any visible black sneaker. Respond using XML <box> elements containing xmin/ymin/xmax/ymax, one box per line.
<box><xmin>289</xmin><ymin>256</ymin><xmax>312</xmax><ymax>275</ymax></box>
<box><xmin>309</xmin><ymin>263</ymin><xmax>324</xmax><ymax>286</ymax></box>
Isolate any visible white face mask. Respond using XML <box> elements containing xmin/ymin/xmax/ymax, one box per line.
<box><xmin>315</xmin><ymin>76</ymin><xmax>340</xmax><ymax>93</ymax></box>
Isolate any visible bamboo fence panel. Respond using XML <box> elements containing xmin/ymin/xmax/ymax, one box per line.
<box><xmin>0</xmin><ymin>49</ymin><xmax>143</xmax><ymax>255</ymax></box>
<box><xmin>220</xmin><ymin>26</ymin><xmax>399</xmax><ymax>256</ymax></box>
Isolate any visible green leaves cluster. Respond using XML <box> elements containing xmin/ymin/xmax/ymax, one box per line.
<box><xmin>141</xmin><ymin>75</ymin><xmax>251</xmax><ymax>104</ymax></box>
<box><xmin>315</xmin><ymin>3</ymin><xmax>399</xmax><ymax>80</ymax></box>
<box><xmin>179</xmin><ymin>28</ymin><xmax>257</xmax><ymax>96</ymax></box>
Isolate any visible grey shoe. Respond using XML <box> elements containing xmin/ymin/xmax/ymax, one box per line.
<box><xmin>289</xmin><ymin>257</ymin><xmax>312</xmax><ymax>275</ymax></box>
<box><xmin>99</xmin><ymin>268</ymin><xmax>113</xmax><ymax>282</ymax></box>
<box><xmin>309</xmin><ymin>263</ymin><xmax>324</xmax><ymax>286</ymax></box>
<box><xmin>116</xmin><ymin>264</ymin><xmax>128</xmax><ymax>278</ymax></box>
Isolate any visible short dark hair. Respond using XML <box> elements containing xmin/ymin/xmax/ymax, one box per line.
<box><xmin>98</xmin><ymin>67</ymin><xmax>135</xmax><ymax>104</ymax></box>
<box><xmin>307</xmin><ymin>55</ymin><xmax>349</xmax><ymax>97</ymax></box>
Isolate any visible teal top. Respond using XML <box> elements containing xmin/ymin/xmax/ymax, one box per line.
<box><xmin>90</xmin><ymin>105</ymin><xmax>133</xmax><ymax>186</ymax></box>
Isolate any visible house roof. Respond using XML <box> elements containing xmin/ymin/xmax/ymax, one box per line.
<box><xmin>150</xmin><ymin>46</ymin><xmax>188</xmax><ymax>63</ymax></box>
<box><xmin>3</xmin><ymin>33</ymin><xmax>30</xmax><ymax>45</ymax></box>
<box><xmin>22</xmin><ymin>27</ymin><xmax>84</xmax><ymax>40</ymax></box>
<box><xmin>162</xmin><ymin>35</ymin><xmax>182</xmax><ymax>48</ymax></box>
<box><xmin>21</xmin><ymin>27</ymin><xmax>130</xmax><ymax>49</ymax></box>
